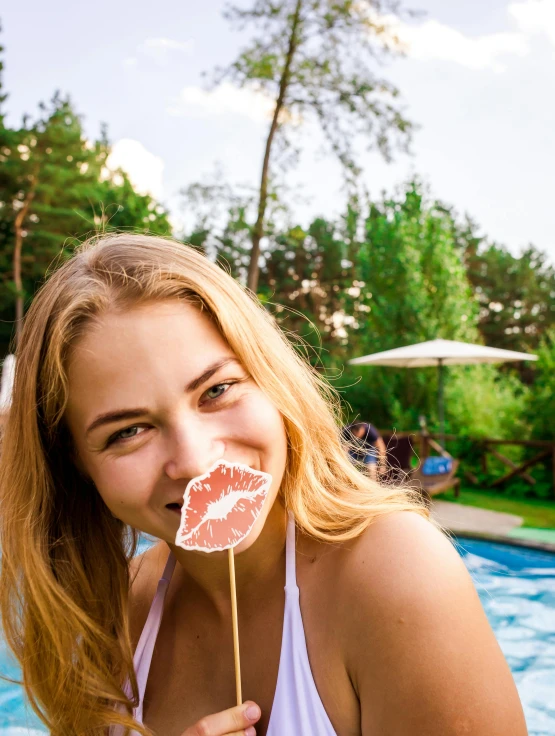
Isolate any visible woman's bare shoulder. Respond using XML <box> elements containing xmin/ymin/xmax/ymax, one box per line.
<box><xmin>340</xmin><ymin>510</ymin><xmax>462</xmax><ymax>595</ymax></box>
<box><xmin>332</xmin><ymin>512</ymin><xmax>527</xmax><ymax>735</ymax></box>
<box><xmin>128</xmin><ymin>541</ymin><xmax>169</xmax><ymax>648</ymax></box>
<box><xmin>325</xmin><ymin>511</ymin><xmax>467</xmax><ymax>629</ymax></box>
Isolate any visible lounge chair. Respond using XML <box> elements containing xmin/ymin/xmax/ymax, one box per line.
<box><xmin>409</xmin><ymin>436</ymin><xmax>461</xmax><ymax>506</ymax></box>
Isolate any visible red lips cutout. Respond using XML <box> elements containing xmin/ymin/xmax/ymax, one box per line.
<box><xmin>175</xmin><ymin>460</ymin><xmax>272</xmax><ymax>552</ymax></box>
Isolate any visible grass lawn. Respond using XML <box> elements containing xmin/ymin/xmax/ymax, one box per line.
<box><xmin>434</xmin><ymin>487</ymin><xmax>555</xmax><ymax>529</ymax></box>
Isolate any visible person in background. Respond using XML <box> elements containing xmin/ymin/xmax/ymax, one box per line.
<box><xmin>345</xmin><ymin>421</ymin><xmax>387</xmax><ymax>480</ymax></box>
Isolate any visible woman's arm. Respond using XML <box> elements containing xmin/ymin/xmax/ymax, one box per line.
<box><xmin>340</xmin><ymin>512</ymin><xmax>528</xmax><ymax>736</ymax></box>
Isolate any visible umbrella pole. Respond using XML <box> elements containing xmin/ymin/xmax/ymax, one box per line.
<box><xmin>437</xmin><ymin>359</ymin><xmax>445</xmax><ymax>448</ymax></box>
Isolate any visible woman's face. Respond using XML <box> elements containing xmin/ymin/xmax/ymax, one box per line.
<box><xmin>65</xmin><ymin>300</ymin><xmax>288</xmax><ymax>552</ymax></box>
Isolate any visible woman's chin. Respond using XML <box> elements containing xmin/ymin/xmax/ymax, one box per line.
<box><xmin>231</xmin><ymin>506</ymin><xmax>278</xmax><ymax>555</ymax></box>
<box><xmin>231</xmin><ymin>531</ymin><xmax>262</xmax><ymax>556</ymax></box>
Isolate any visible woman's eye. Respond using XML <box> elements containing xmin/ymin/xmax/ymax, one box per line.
<box><xmin>203</xmin><ymin>382</ymin><xmax>233</xmax><ymax>402</ymax></box>
<box><xmin>108</xmin><ymin>425</ymin><xmax>146</xmax><ymax>445</ymax></box>
<box><xmin>119</xmin><ymin>426</ymin><xmax>140</xmax><ymax>439</ymax></box>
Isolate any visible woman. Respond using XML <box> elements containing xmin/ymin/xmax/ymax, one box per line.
<box><xmin>0</xmin><ymin>234</ymin><xmax>527</xmax><ymax>736</ymax></box>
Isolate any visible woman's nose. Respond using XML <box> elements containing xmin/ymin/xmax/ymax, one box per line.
<box><xmin>163</xmin><ymin>420</ymin><xmax>225</xmax><ymax>481</ymax></box>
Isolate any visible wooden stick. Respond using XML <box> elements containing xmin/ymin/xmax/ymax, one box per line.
<box><xmin>228</xmin><ymin>547</ymin><xmax>242</xmax><ymax>706</ymax></box>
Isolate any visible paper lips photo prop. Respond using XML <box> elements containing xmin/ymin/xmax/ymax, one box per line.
<box><xmin>175</xmin><ymin>460</ymin><xmax>273</xmax><ymax>553</ymax></box>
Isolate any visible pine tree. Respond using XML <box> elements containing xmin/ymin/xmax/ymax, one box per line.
<box><xmin>0</xmin><ymin>93</ymin><xmax>109</xmax><ymax>344</ymax></box>
<box><xmin>0</xmin><ymin>89</ymin><xmax>171</xmax><ymax>349</ymax></box>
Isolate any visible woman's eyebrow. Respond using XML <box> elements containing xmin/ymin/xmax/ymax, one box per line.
<box><xmin>86</xmin><ymin>408</ymin><xmax>149</xmax><ymax>438</ymax></box>
<box><xmin>85</xmin><ymin>358</ymin><xmax>241</xmax><ymax>437</ymax></box>
<box><xmin>185</xmin><ymin>357</ymin><xmax>240</xmax><ymax>392</ymax></box>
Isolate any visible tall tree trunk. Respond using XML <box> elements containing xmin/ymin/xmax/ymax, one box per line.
<box><xmin>247</xmin><ymin>0</ymin><xmax>303</xmax><ymax>293</ymax></box>
<box><xmin>13</xmin><ymin>188</ymin><xmax>35</xmax><ymax>348</ymax></box>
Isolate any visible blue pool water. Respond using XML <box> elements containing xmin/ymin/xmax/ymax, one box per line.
<box><xmin>1</xmin><ymin>538</ymin><xmax>554</xmax><ymax>735</ymax></box>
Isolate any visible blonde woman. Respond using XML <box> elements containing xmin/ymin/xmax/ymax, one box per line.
<box><xmin>0</xmin><ymin>234</ymin><xmax>527</xmax><ymax>736</ymax></box>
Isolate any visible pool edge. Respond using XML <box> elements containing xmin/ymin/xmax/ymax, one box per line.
<box><xmin>453</xmin><ymin>530</ymin><xmax>555</xmax><ymax>554</ymax></box>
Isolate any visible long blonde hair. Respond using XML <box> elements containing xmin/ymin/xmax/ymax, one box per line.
<box><xmin>0</xmin><ymin>233</ymin><xmax>427</xmax><ymax>734</ymax></box>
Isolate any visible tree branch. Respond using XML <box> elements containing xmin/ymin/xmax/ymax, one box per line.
<box><xmin>248</xmin><ymin>0</ymin><xmax>303</xmax><ymax>292</ymax></box>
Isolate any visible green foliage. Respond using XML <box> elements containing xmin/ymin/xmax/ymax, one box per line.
<box><xmin>465</xmin><ymin>241</ymin><xmax>555</xmax><ymax>359</ymax></box>
<box><xmin>525</xmin><ymin>330</ymin><xmax>555</xmax><ymax>440</ymax></box>
<box><xmin>444</xmin><ymin>365</ymin><xmax>529</xmax><ymax>440</ymax></box>
<box><xmin>0</xmin><ymin>94</ymin><xmax>109</xmax><ymax>314</ymax></box>
<box><xmin>340</xmin><ymin>181</ymin><xmax>479</xmax><ymax>429</ymax></box>
<box><xmin>180</xmin><ymin>173</ymin><xmax>289</xmax><ymax>281</ymax></box>
<box><xmin>93</xmin><ymin>175</ymin><xmax>171</xmax><ymax>236</ymax></box>
<box><xmin>260</xmin><ymin>216</ymin><xmax>356</xmax><ymax>359</ymax></box>
<box><xmin>357</xmin><ymin>182</ymin><xmax>478</xmax><ymax>347</ymax></box>
<box><xmin>0</xmin><ymin>87</ymin><xmax>171</xmax><ymax>349</ymax></box>
<box><xmin>220</xmin><ymin>0</ymin><xmax>414</xmax><ymax>173</ymax></box>
<box><xmin>443</xmin><ymin>361</ymin><xmax>552</xmax><ymax>500</ymax></box>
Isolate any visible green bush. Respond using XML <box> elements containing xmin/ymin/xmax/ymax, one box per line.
<box><xmin>442</xmin><ymin>365</ymin><xmax>554</xmax><ymax>500</ymax></box>
<box><xmin>444</xmin><ymin>365</ymin><xmax>530</xmax><ymax>440</ymax></box>
<box><xmin>526</xmin><ymin>331</ymin><xmax>555</xmax><ymax>441</ymax></box>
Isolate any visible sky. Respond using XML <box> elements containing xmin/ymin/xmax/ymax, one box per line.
<box><xmin>3</xmin><ymin>0</ymin><xmax>555</xmax><ymax>262</ymax></box>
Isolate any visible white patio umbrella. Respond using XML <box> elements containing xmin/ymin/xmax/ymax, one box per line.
<box><xmin>348</xmin><ymin>339</ymin><xmax>538</xmax><ymax>444</ymax></box>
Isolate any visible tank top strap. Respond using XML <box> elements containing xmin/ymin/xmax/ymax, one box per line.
<box><xmin>161</xmin><ymin>550</ymin><xmax>176</xmax><ymax>582</ymax></box>
<box><xmin>133</xmin><ymin>552</ymin><xmax>176</xmax><ymax>716</ymax></box>
<box><xmin>285</xmin><ymin>511</ymin><xmax>298</xmax><ymax>590</ymax></box>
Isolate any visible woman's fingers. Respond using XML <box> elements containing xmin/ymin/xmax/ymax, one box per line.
<box><xmin>182</xmin><ymin>701</ymin><xmax>261</xmax><ymax>736</ymax></box>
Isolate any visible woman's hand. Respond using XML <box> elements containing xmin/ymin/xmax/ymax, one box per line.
<box><xmin>181</xmin><ymin>701</ymin><xmax>261</xmax><ymax>736</ymax></box>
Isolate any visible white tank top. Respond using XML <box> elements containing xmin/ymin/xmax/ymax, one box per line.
<box><xmin>113</xmin><ymin>512</ymin><xmax>337</xmax><ymax>735</ymax></box>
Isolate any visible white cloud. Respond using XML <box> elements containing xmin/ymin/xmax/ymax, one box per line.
<box><xmin>138</xmin><ymin>37</ymin><xmax>194</xmax><ymax>64</ymax></box>
<box><xmin>391</xmin><ymin>18</ymin><xmax>529</xmax><ymax>72</ymax></box>
<box><xmin>509</xmin><ymin>0</ymin><xmax>555</xmax><ymax>46</ymax></box>
<box><xmin>106</xmin><ymin>139</ymin><xmax>165</xmax><ymax>200</ymax></box>
<box><xmin>168</xmin><ymin>82</ymin><xmax>276</xmax><ymax>123</ymax></box>
<box><xmin>123</xmin><ymin>37</ymin><xmax>194</xmax><ymax>69</ymax></box>
<box><xmin>379</xmin><ymin>1</ymin><xmax>555</xmax><ymax>72</ymax></box>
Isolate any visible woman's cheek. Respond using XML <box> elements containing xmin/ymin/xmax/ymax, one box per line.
<box><xmin>236</xmin><ymin>386</ymin><xmax>282</xmax><ymax>428</ymax></box>
<box><xmin>238</xmin><ymin>390</ymin><xmax>288</xmax><ymax>468</ymax></box>
<box><xmin>94</xmin><ymin>446</ymin><xmax>159</xmax><ymax>511</ymax></box>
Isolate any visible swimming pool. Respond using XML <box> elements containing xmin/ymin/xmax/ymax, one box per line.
<box><xmin>456</xmin><ymin>538</ymin><xmax>555</xmax><ymax>736</ymax></box>
<box><xmin>1</xmin><ymin>537</ymin><xmax>554</xmax><ymax>735</ymax></box>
